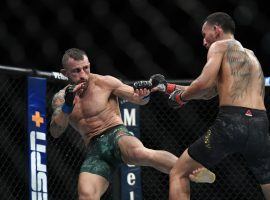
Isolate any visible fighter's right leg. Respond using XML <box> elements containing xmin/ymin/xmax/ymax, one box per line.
<box><xmin>117</xmin><ymin>133</ymin><xmax>177</xmax><ymax>174</ymax></box>
<box><xmin>78</xmin><ymin>172</ymin><xmax>109</xmax><ymax>200</ymax></box>
<box><xmin>117</xmin><ymin>133</ymin><xmax>215</xmax><ymax>183</ymax></box>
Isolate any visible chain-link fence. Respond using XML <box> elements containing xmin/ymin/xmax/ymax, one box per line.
<box><xmin>0</xmin><ymin>70</ymin><xmax>268</xmax><ymax>200</ymax></box>
<box><xmin>0</xmin><ymin>73</ymin><xmax>27</xmax><ymax>200</ymax></box>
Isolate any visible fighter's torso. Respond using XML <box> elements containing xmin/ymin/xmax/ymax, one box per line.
<box><xmin>64</xmin><ymin>74</ymin><xmax>123</xmax><ymax>143</ymax></box>
<box><xmin>217</xmin><ymin>39</ymin><xmax>265</xmax><ymax>110</ymax></box>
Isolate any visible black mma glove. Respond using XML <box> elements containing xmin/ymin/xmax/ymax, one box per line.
<box><xmin>133</xmin><ymin>80</ymin><xmax>152</xmax><ymax>101</ymax></box>
<box><xmin>133</xmin><ymin>81</ymin><xmax>152</xmax><ymax>90</ymax></box>
<box><xmin>168</xmin><ymin>90</ymin><xmax>188</xmax><ymax>109</ymax></box>
<box><xmin>150</xmin><ymin>74</ymin><xmax>166</xmax><ymax>89</ymax></box>
<box><xmin>62</xmin><ymin>85</ymin><xmax>76</xmax><ymax>114</ymax></box>
<box><xmin>149</xmin><ymin>74</ymin><xmax>176</xmax><ymax>94</ymax></box>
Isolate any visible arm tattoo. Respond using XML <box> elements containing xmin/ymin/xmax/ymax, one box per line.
<box><xmin>50</xmin><ymin>90</ymin><xmax>67</xmax><ymax>135</ymax></box>
<box><xmin>202</xmin><ymin>87</ymin><xmax>218</xmax><ymax>99</ymax></box>
<box><xmin>52</xmin><ymin>106</ymin><xmax>62</xmax><ymax>117</ymax></box>
<box><xmin>51</xmin><ymin>90</ymin><xmax>65</xmax><ymax>110</ymax></box>
<box><xmin>50</xmin><ymin>120</ymin><xmax>67</xmax><ymax>135</ymax></box>
<box><xmin>50</xmin><ymin>107</ymin><xmax>67</xmax><ymax>135</ymax></box>
<box><xmin>227</xmin><ymin>41</ymin><xmax>252</xmax><ymax>102</ymax></box>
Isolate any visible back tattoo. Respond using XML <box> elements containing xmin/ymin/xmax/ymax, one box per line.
<box><xmin>226</xmin><ymin>41</ymin><xmax>252</xmax><ymax>102</ymax></box>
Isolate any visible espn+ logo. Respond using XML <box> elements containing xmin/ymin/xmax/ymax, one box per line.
<box><xmin>30</xmin><ymin>131</ymin><xmax>47</xmax><ymax>200</ymax></box>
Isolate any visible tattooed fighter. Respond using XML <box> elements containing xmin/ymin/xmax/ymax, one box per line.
<box><xmin>145</xmin><ymin>12</ymin><xmax>270</xmax><ymax>200</ymax></box>
<box><xmin>49</xmin><ymin>48</ymin><xmax>215</xmax><ymax>200</ymax></box>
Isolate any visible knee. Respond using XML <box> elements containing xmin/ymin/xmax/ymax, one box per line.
<box><xmin>78</xmin><ymin>186</ymin><xmax>99</xmax><ymax>200</ymax></box>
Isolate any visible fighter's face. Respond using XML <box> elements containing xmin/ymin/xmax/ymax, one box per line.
<box><xmin>64</xmin><ymin>55</ymin><xmax>90</xmax><ymax>84</ymax></box>
<box><xmin>201</xmin><ymin>22</ymin><xmax>219</xmax><ymax>49</ymax></box>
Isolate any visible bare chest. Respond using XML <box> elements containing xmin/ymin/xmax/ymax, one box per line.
<box><xmin>70</xmin><ymin>86</ymin><xmax>111</xmax><ymax>120</ymax></box>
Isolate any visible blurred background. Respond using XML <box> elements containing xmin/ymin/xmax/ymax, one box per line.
<box><xmin>1</xmin><ymin>1</ymin><xmax>270</xmax><ymax>199</ymax></box>
<box><xmin>1</xmin><ymin>0</ymin><xmax>270</xmax><ymax>80</ymax></box>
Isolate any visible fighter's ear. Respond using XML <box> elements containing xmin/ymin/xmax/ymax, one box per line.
<box><xmin>214</xmin><ymin>25</ymin><xmax>222</xmax><ymax>34</ymax></box>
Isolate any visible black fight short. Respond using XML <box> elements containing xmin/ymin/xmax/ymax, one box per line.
<box><xmin>188</xmin><ymin>106</ymin><xmax>270</xmax><ymax>184</ymax></box>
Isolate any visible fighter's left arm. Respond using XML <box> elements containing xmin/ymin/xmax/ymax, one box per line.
<box><xmin>181</xmin><ymin>42</ymin><xmax>224</xmax><ymax>101</ymax></box>
<box><xmin>104</xmin><ymin>76</ymin><xmax>150</xmax><ymax>105</ymax></box>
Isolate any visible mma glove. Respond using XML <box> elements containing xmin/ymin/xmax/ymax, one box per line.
<box><xmin>168</xmin><ymin>89</ymin><xmax>188</xmax><ymax>109</ymax></box>
<box><xmin>133</xmin><ymin>80</ymin><xmax>152</xmax><ymax>90</ymax></box>
<box><xmin>133</xmin><ymin>81</ymin><xmax>152</xmax><ymax>101</ymax></box>
<box><xmin>149</xmin><ymin>74</ymin><xmax>176</xmax><ymax>94</ymax></box>
<box><xmin>62</xmin><ymin>85</ymin><xmax>76</xmax><ymax>114</ymax></box>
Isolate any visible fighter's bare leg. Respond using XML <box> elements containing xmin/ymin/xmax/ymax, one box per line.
<box><xmin>78</xmin><ymin>172</ymin><xmax>109</xmax><ymax>200</ymax></box>
<box><xmin>261</xmin><ymin>184</ymin><xmax>270</xmax><ymax>200</ymax></box>
<box><xmin>169</xmin><ymin>149</ymin><xmax>204</xmax><ymax>200</ymax></box>
<box><xmin>118</xmin><ymin>134</ymin><xmax>177</xmax><ymax>174</ymax></box>
<box><xmin>117</xmin><ymin>134</ymin><xmax>215</xmax><ymax>183</ymax></box>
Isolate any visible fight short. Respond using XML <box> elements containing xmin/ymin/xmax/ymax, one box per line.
<box><xmin>188</xmin><ymin>106</ymin><xmax>270</xmax><ymax>184</ymax></box>
<box><xmin>80</xmin><ymin>124</ymin><xmax>133</xmax><ymax>181</ymax></box>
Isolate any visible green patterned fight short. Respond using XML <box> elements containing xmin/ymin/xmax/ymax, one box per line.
<box><xmin>80</xmin><ymin>124</ymin><xmax>133</xmax><ymax>181</ymax></box>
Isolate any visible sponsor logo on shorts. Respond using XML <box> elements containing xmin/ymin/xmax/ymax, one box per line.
<box><xmin>245</xmin><ymin>109</ymin><xmax>253</xmax><ymax>117</ymax></box>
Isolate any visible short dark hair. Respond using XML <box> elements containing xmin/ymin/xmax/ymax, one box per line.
<box><xmin>62</xmin><ymin>48</ymin><xmax>87</xmax><ymax>67</ymax></box>
<box><xmin>204</xmin><ymin>12</ymin><xmax>235</xmax><ymax>34</ymax></box>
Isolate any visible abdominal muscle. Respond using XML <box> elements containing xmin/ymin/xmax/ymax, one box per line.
<box><xmin>69</xmin><ymin>99</ymin><xmax>123</xmax><ymax>145</ymax></box>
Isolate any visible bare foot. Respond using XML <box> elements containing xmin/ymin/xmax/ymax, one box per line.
<box><xmin>189</xmin><ymin>168</ymin><xmax>216</xmax><ymax>183</ymax></box>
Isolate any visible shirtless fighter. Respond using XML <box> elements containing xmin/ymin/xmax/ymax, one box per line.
<box><xmin>50</xmin><ymin>48</ymin><xmax>215</xmax><ymax>200</ymax></box>
<box><xmin>144</xmin><ymin>12</ymin><xmax>270</xmax><ymax>200</ymax></box>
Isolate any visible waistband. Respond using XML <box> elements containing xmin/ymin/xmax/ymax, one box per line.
<box><xmin>90</xmin><ymin>124</ymin><xmax>125</xmax><ymax>142</ymax></box>
<box><xmin>219</xmin><ymin>106</ymin><xmax>266</xmax><ymax>117</ymax></box>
